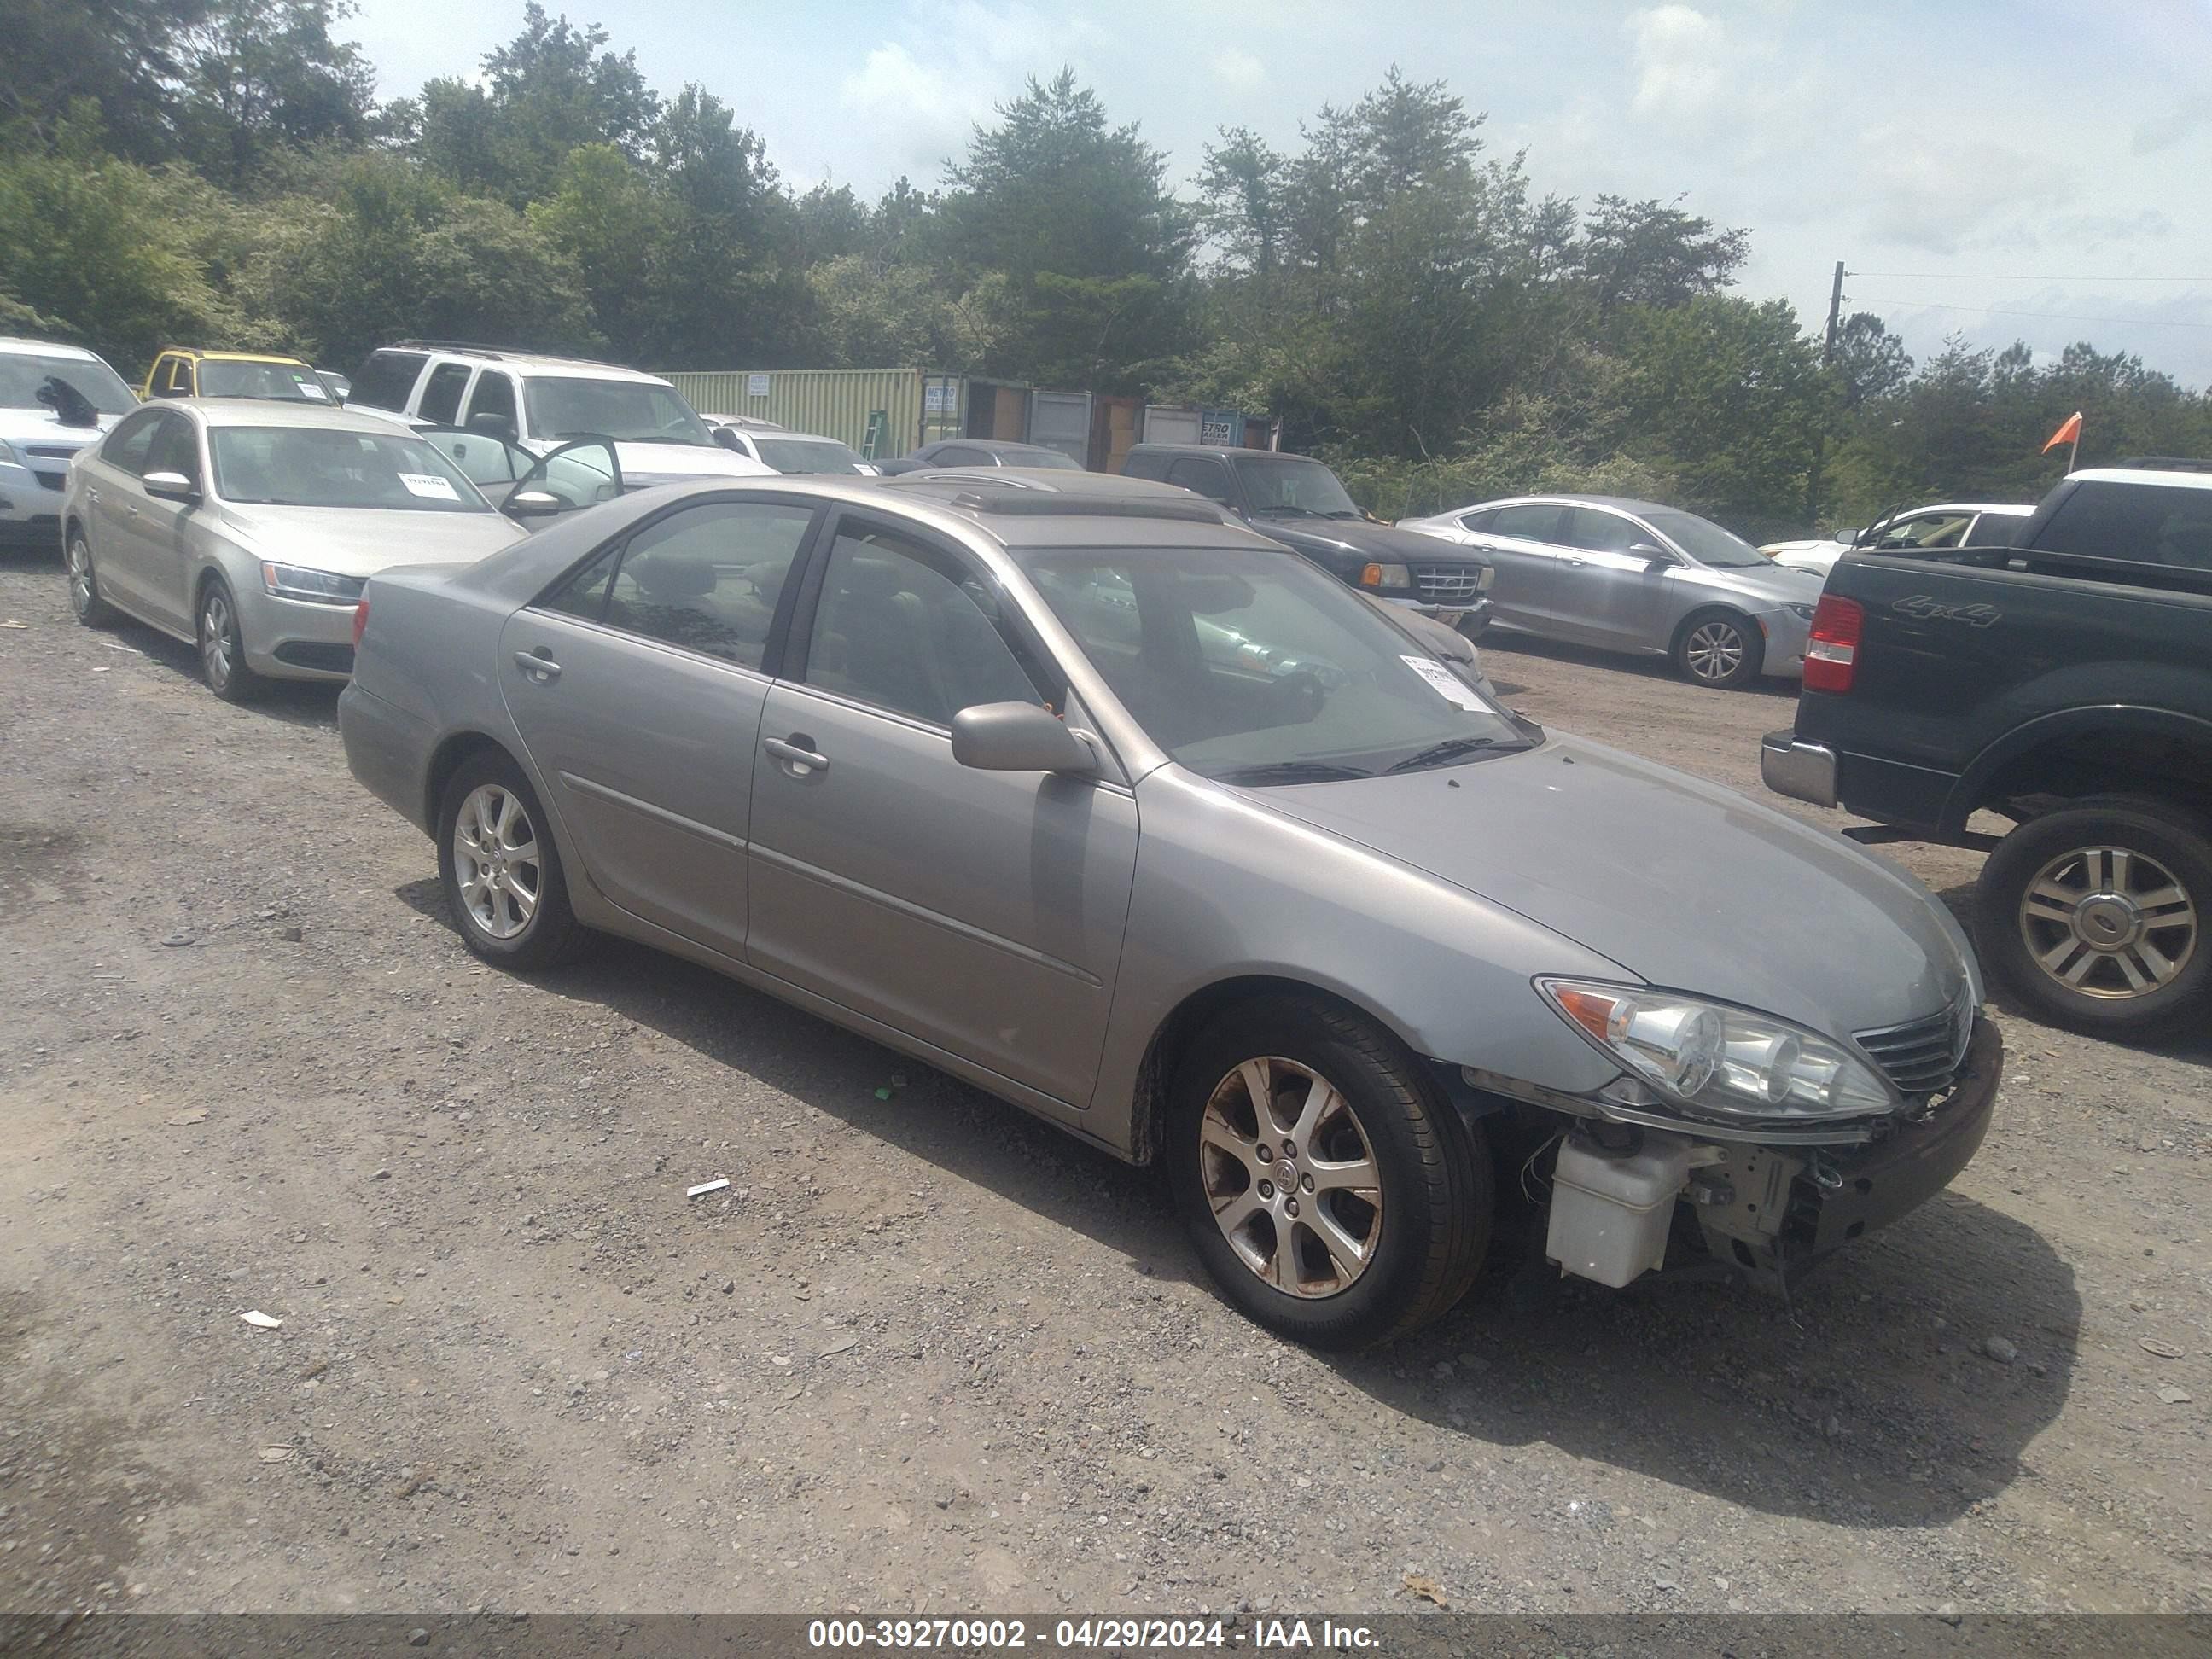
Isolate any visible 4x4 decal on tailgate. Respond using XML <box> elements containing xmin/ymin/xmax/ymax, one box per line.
<box><xmin>1894</xmin><ymin>596</ymin><xmax>2002</xmax><ymax>626</ymax></box>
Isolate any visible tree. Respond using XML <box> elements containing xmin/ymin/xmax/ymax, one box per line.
<box><xmin>1828</xmin><ymin>311</ymin><xmax>1912</xmax><ymax>409</ymax></box>
<box><xmin>1575</xmin><ymin>195</ymin><xmax>1749</xmax><ymax>313</ymax></box>
<box><xmin>169</xmin><ymin>0</ymin><xmax>376</xmax><ymax>187</ymax></box>
<box><xmin>0</xmin><ymin>0</ymin><xmax>205</xmax><ymax>161</ymax></box>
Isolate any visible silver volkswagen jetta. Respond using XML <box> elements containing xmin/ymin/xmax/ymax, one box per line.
<box><xmin>338</xmin><ymin>477</ymin><xmax>2001</xmax><ymax>1348</ymax></box>
<box><xmin>1397</xmin><ymin>493</ymin><xmax>1823</xmax><ymax>688</ymax></box>
<box><xmin>63</xmin><ymin>400</ymin><xmax>530</xmax><ymax>700</ymax></box>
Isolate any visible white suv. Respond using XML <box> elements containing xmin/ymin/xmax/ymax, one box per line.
<box><xmin>2</xmin><ymin>338</ymin><xmax>140</xmax><ymax>553</ymax></box>
<box><xmin>348</xmin><ymin>341</ymin><xmax>771</xmax><ymax>487</ymax></box>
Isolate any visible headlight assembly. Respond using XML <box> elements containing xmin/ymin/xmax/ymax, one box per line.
<box><xmin>1786</xmin><ymin>602</ymin><xmax>1816</xmax><ymax>620</ymax></box>
<box><xmin>261</xmin><ymin>562</ymin><xmax>367</xmax><ymax>605</ymax></box>
<box><xmin>1538</xmin><ymin>978</ymin><xmax>1894</xmax><ymax>1121</ymax></box>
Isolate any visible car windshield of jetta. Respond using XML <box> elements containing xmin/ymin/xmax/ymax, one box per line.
<box><xmin>210</xmin><ymin>427</ymin><xmax>495</xmax><ymax>512</ymax></box>
<box><xmin>525</xmin><ymin>376</ymin><xmax>713</xmax><ymax>445</ymax></box>
<box><xmin>1021</xmin><ymin>543</ymin><xmax>1534</xmax><ymax>784</ymax></box>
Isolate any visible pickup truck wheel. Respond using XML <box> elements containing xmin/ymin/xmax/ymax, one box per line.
<box><xmin>1672</xmin><ymin>609</ymin><xmax>1763</xmax><ymax>689</ymax></box>
<box><xmin>435</xmin><ymin>752</ymin><xmax>585</xmax><ymax>971</ymax></box>
<box><xmin>1976</xmin><ymin>797</ymin><xmax>2210</xmax><ymax>1042</ymax></box>
<box><xmin>1167</xmin><ymin>995</ymin><xmax>1490</xmax><ymax>1348</ymax></box>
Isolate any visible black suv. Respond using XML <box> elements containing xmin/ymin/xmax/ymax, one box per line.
<box><xmin>1121</xmin><ymin>445</ymin><xmax>1493</xmax><ymax>634</ymax></box>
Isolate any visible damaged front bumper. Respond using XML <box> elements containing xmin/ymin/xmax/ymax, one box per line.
<box><xmin>1528</xmin><ymin>1016</ymin><xmax>2002</xmax><ymax>1290</ymax></box>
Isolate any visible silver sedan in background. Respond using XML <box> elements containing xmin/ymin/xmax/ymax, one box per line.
<box><xmin>62</xmin><ymin>400</ymin><xmax>534</xmax><ymax>701</ymax></box>
<box><xmin>1397</xmin><ymin>494</ymin><xmax>1824</xmax><ymax>688</ymax></box>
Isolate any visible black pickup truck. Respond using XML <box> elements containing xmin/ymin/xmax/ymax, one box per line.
<box><xmin>1762</xmin><ymin>462</ymin><xmax>2212</xmax><ymax>1042</ymax></box>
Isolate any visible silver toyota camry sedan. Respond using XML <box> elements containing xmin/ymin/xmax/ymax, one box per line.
<box><xmin>339</xmin><ymin>477</ymin><xmax>2001</xmax><ymax>1348</ymax></box>
<box><xmin>1396</xmin><ymin>494</ymin><xmax>1824</xmax><ymax>688</ymax></box>
<box><xmin>62</xmin><ymin>400</ymin><xmax>532</xmax><ymax>701</ymax></box>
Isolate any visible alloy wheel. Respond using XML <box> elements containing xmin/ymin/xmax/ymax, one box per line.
<box><xmin>2018</xmin><ymin>844</ymin><xmax>2197</xmax><ymax>1000</ymax></box>
<box><xmin>1683</xmin><ymin>620</ymin><xmax>1746</xmax><ymax>683</ymax></box>
<box><xmin>67</xmin><ymin>536</ymin><xmax>95</xmax><ymax>617</ymax></box>
<box><xmin>452</xmin><ymin>783</ymin><xmax>544</xmax><ymax>940</ymax></box>
<box><xmin>200</xmin><ymin>589</ymin><xmax>235</xmax><ymax>690</ymax></box>
<box><xmin>1197</xmin><ymin>1055</ymin><xmax>1383</xmax><ymax>1298</ymax></box>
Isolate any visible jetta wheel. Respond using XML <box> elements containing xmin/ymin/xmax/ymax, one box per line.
<box><xmin>1673</xmin><ymin>610</ymin><xmax>1762</xmax><ymax>689</ymax></box>
<box><xmin>1978</xmin><ymin>797</ymin><xmax>2212</xmax><ymax>1043</ymax></box>
<box><xmin>197</xmin><ymin>577</ymin><xmax>262</xmax><ymax>702</ymax></box>
<box><xmin>1168</xmin><ymin>994</ymin><xmax>1489</xmax><ymax>1348</ymax></box>
<box><xmin>435</xmin><ymin>750</ymin><xmax>584</xmax><ymax>970</ymax></box>
<box><xmin>67</xmin><ymin>530</ymin><xmax>114</xmax><ymax>626</ymax></box>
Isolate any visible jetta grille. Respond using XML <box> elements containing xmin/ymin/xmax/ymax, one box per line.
<box><xmin>1854</xmin><ymin>998</ymin><xmax>1972</xmax><ymax>1099</ymax></box>
<box><xmin>1413</xmin><ymin>564</ymin><xmax>1487</xmax><ymax>604</ymax></box>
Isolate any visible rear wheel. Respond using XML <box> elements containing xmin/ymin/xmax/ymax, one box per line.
<box><xmin>1167</xmin><ymin>994</ymin><xmax>1490</xmax><ymax>1348</ymax></box>
<box><xmin>1976</xmin><ymin>796</ymin><xmax>2210</xmax><ymax>1043</ymax></box>
<box><xmin>67</xmin><ymin>529</ymin><xmax>114</xmax><ymax>626</ymax></box>
<box><xmin>435</xmin><ymin>750</ymin><xmax>585</xmax><ymax>970</ymax></box>
<box><xmin>1672</xmin><ymin>609</ymin><xmax>1762</xmax><ymax>690</ymax></box>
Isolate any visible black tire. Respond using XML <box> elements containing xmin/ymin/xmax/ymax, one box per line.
<box><xmin>435</xmin><ymin>749</ymin><xmax>586</xmax><ymax>971</ymax></box>
<box><xmin>1166</xmin><ymin>994</ymin><xmax>1491</xmax><ymax>1348</ymax></box>
<box><xmin>67</xmin><ymin>527</ymin><xmax>114</xmax><ymax>627</ymax></box>
<box><xmin>1455</xmin><ymin>611</ymin><xmax>1492</xmax><ymax>643</ymax></box>
<box><xmin>195</xmin><ymin>575</ymin><xmax>265</xmax><ymax>703</ymax></box>
<box><xmin>1671</xmin><ymin>608</ymin><xmax>1763</xmax><ymax>690</ymax></box>
<box><xmin>1976</xmin><ymin>795</ymin><xmax>2212</xmax><ymax>1044</ymax></box>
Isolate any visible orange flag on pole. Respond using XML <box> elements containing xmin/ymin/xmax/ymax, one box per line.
<box><xmin>2042</xmin><ymin>411</ymin><xmax>2082</xmax><ymax>453</ymax></box>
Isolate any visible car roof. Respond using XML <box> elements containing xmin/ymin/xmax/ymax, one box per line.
<box><xmin>374</xmin><ymin>341</ymin><xmax>672</xmax><ymax>385</ymax></box>
<box><xmin>2069</xmin><ymin>467</ymin><xmax>2212</xmax><ymax>493</ymax></box>
<box><xmin>171</xmin><ymin>399</ymin><xmax>420</xmax><ymax>433</ymax></box>
<box><xmin>888</xmin><ymin>467</ymin><xmax>1197</xmax><ymax>498</ymax></box>
<box><xmin>933</xmin><ymin>439</ymin><xmax>1065</xmax><ymax>455</ymax></box>
<box><xmin>0</xmin><ymin>337</ymin><xmax>105</xmax><ymax>361</ymax></box>
<box><xmin>1461</xmin><ymin>493</ymin><xmax>1675</xmax><ymax>515</ymax></box>
<box><xmin>1126</xmin><ymin>444</ymin><xmax>1295</xmax><ymax>460</ymax></box>
<box><xmin>157</xmin><ymin>347</ymin><xmax>311</xmax><ymax>366</ymax></box>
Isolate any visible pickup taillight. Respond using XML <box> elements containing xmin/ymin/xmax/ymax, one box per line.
<box><xmin>1803</xmin><ymin>595</ymin><xmax>1863</xmax><ymax>693</ymax></box>
<box><xmin>351</xmin><ymin>598</ymin><xmax>370</xmax><ymax>649</ymax></box>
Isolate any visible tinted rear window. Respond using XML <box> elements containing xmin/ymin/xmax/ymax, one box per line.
<box><xmin>1121</xmin><ymin>451</ymin><xmax>1169</xmax><ymax>481</ymax></box>
<box><xmin>2036</xmin><ymin>481</ymin><xmax>2212</xmax><ymax>570</ymax></box>
<box><xmin>351</xmin><ymin>351</ymin><xmax>428</xmax><ymax>412</ymax></box>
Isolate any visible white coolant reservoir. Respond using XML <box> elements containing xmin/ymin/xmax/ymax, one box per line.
<box><xmin>1545</xmin><ymin>1130</ymin><xmax>1705</xmax><ymax>1288</ymax></box>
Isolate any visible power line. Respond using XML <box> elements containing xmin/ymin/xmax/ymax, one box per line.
<box><xmin>1850</xmin><ymin>271</ymin><xmax>2211</xmax><ymax>282</ymax></box>
<box><xmin>1854</xmin><ymin>296</ymin><xmax>2212</xmax><ymax>330</ymax></box>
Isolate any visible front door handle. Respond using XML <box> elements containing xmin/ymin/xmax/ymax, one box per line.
<box><xmin>1560</xmin><ymin>556</ymin><xmax>1586</xmax><ymax>568</ymax></box>
<box><xmin>764</xmin><ymin>735</ymin><xmax>830</xmax><ymax>775</ymax></box>
<box><xmin>87</xmin><ymin>488</ymin><xmax>101</xmax><ymax>506</ymax></box>
<box><xmin>512</xmin><ymin>649</ymin><xmax>561</xmax><ymax>684</ymax></box>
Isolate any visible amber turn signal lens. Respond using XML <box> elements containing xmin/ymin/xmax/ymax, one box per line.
<box><xmin>1552</xmin><ymin>986</ymin><xmax>1621</xmax><ymax>1043</ymax></box>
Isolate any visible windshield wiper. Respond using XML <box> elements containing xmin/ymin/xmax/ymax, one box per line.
<box><xmin>1209</xmin><ymin>760</ymin><xmax>1371</xmax><ymax>785</ymax></box>
<box><xmin>1384</xmin><ymin>736</ymin><xmax>1531</xmax><ymax>774</ymax></box>
<box><xmin>1253</xmin><ymin>504</ymin><xmax>1322</xmax><ymax>518</ymax></box>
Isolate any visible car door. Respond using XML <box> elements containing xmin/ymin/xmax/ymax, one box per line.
<box><xmin>418</xmin><ymin>427</ymin><xmax>532</xmax><ymax>508</ymax></box>
<box><xmin>128</xmin><ymin>412</ymin><xmax>205</xmax><ymax>633</ymax></box>
<box><xmin>1547</xmin><ymin>504</ymin><xmax>1681</xmax><ymax>648</ymax></box>
<box><xmin>83</xmin><ymin>409</ymin><xmax>164</xmax><ymax>615</ymax></box>
<box><xmin>498</xmin><ymin>496</ymin><xmax>824</xmax><ymax>957</ymax></box>
<box><xmin>744</xmin><ymin>510</ymin><xmax>1139</xmax><ymax>1108</ymax></box>
<box><xmin>1465</xmin><ymin>502</ymin><xmax>1568</xmax><ymax>628</ymax></box>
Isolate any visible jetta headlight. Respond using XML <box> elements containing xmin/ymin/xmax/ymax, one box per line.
<box><xmin>1538</xmin><ymin>978</ymin><xmax>1894</xmax><ymax>1120</ymax></box>
<box><xmin>261</xmin><ymin>562</ymin><xmax>367</xmax><ymax>604</ymax></box>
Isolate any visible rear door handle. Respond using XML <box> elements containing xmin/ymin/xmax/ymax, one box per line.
<box><xmin>512</xmin><ymin>649</ymin><xmax>561</xmax><ymax>684</ymax></box>
<box><xmin>764</xmin><ymin>735</ymin><xmax>830</xmax><ymax>775</ymax></box>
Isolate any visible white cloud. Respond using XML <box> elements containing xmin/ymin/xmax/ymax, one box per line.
<box><xmin>1214</xmin><ymin>49</ymin><xmax>1266</xmax><ymax>90</ymax></box>
<box><xmin>1626</xmin><ymin>5</ymin><xmax>1727</xmax><ymax>119</ymax></box>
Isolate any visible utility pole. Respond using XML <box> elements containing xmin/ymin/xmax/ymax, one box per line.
<box><xmin>1806</xmin><ymin>260</ymin><xmax>1847</xmax><ymax>526</ymax></box>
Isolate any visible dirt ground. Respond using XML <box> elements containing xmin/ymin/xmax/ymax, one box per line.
<box><xmin>3</xmin><ymin>547</ymin><xmax>2206</xmax><ymax>1620</ymax></box>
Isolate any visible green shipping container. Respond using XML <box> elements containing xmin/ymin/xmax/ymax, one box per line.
<box><xmin>659</xmin><ymin>368</ymin><xmax>940</xmax><ymax>460</ymax></box>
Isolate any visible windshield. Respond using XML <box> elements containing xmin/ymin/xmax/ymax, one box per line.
<box><xmin>210</xmin><ymin>427</ymin><xmax>493</xmax><ymax>512</ymax></box>
<box><xmin>1021</xmin><ymin>544</ymin><xmax>1533</xmax><ymax>783</ymax></box>
<box><xmin>523</xmin><ymin>376</ymin><xmax>712</xmax><ymax>445</ymax></box>
<box><xmin>1013</xmin><ymin>448</ymin><xmax>1081</xmax><ymax>470</ymax></box>
<box><xmin>0</xmin><ymin>353</ymin><xmax>137</xmax><ymax>415</ymax></box>
<box><xmin>198</xmin><ymin>360</ymin><xmax>329</xmax><ymax>403</ymax></box>
<box><xmin>756</xmin><ymin>437</ymin><xmax>866</xmax><ymax>474</ymax></box>
<box><xmin>1231</xmin><ymin>455</ymin><xmax>1361</xmax><ymax>519</ymax></box>
<box><xmin>1644</xmin><ymin>508</ymin><xmax>1765</xmax><ymax>567</ymax></box>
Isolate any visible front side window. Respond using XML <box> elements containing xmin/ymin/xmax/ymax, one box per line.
<box><xmin>154</xmin><ymin>357</ymin><xmax>193</xmax><ymax>396</ymax></box>
<box><xmin>197</xmin><ymin>360</ymin><xmax>327</xmax><ymax>403</ymax></box>
<box><xmin>802</xmin><ymin>527</ymin><xmax>1045</xmax><ymax>725</ymax></box>
<box><xmin>208</xmin><ymin>428</ymin><xmax>492</xmax><ymax>512</ymax></box>
<box><xmin>102</xmin><ymin>409</ymin><xmax>165</xmax><ymax>475</ymax></box>
<box><xmin>350</xmin><ymin>351</ymin><xmax>428</xmax><ymax>412</ymax></box>
<box><xmin>1563</xmin><ymin>507</ymin><xmax>1644</xmax><ymax>553</ymax></box>
<box><xmin>1641</xmin><ymin>508</ymin><xmax>1763</xmax><ymax>567</ymax></box>
<box><xmin>1231</xmin><ymin>456</ymin><xmax>1361</xmax><ymax>520</ymax></box>
<box><xmin>595</xmin><ymin>502</ymin><xmax>816</xmax><ymax>668</ymax></box>
<box><xmin>1490</xmin><ymin>503</ymin><xmax>1564</xmax><ymax>543</ymax></box>
<box><xmin>1022</xmin><ymin>544</ymin><xmax>1532</xmax><ymax>783</ymax></box>
<box><xmin>465</xmin><ymin>372</ymin><xmax>518</xmax><ymax>428</ymax></box>
<box><xmin>523</xmin><ymin>376</ymin><xmax>712</xmax><ymax>446</ymax></box>
<box><xmin>1167</xmin><ymin>457</ymin><xmax>1234</xmax><ymax>505</ymax></box>
<box><xmin>143</xmin><ymin>415</ymin><xmax>201</xmax><ymax>481</ymax></box>
<box><xmin>0</xmin><ymin>352</ymin><xmax>137</xmax><ymax>415</ymax></box>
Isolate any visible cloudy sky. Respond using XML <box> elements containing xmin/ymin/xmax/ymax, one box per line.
<box><xmin>351</xmin><ymin>0</ymin><xmax>2212</xmax><ymax>384</ymax></box>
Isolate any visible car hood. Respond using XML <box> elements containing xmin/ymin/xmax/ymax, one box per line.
<box><xmin>1232</xmin><ymin>733</ymin><xmax>1975</xmax><ymax>1037</ymax></box>
<box><xmin>218</xmin><ymin>504</ymin><xmax>530</xmax><ymax>575</ymax></box>
<box><xmin>1251</xmin><ymin>516</ymin><xmax>1487</xmax><ymax>566</ymax></box>
<box><xmin>0</xmin><ymin>407</ymin><xmax>124</xmax><ymax>446</ymax></box>
<box><xmin>608</xmin><ymin>441</ymin><xmax>775</xmax><ymax>483</ymax></box>
<box><xmin>1681</xmin><ymin>559</ymin><xmax>1827</xmax><ymax>607</ymax></box>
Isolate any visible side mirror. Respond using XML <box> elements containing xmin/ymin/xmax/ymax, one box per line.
<box><xmin>505</xmin><ymin>490</ymin><xmax>565</xmax><ymax>519</ymax></box>
<box><xmin>951</xmin><ymin>701</ymin><xmax>1097</xmax><ymax>775</ymax></box>
<box><xmin>1628</xmin><ymin>542</ymin><xmax>1671</xmax><ymax>562</ymax></box>
<box><xmin>143</xmin><ymin>470</ymin><xmax>200</xmax><ymax>504</ymax></box>
<box><xmin>469</xmin><ymin>411</ymin><xmax>517</xmax><ymax>443</ymax></box>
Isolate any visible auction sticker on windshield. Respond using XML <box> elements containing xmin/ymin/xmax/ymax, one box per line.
<box><xmin>1400</xmin><ymin>655</ymin><xmax>1484</xmax><ymax>710</ymax></box>
<box><xmin>399</xmin><ymin>472</ymin><xmax>460</xmax><ymax>501</ymax></box>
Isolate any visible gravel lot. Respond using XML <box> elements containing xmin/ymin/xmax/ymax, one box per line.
<box><xmin>3</xmin><ymin>545</ymin><xmax>2206</xmax><ymax>1619</ymax></box>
